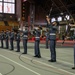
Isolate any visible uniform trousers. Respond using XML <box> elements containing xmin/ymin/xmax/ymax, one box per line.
<box><xmin>23</xmin><ymin>39</ymin><xmax>27</xmax><ymax>53</ymax></box>
<box><xmin>34</xmin><ymin>40</ymin><xmax>41</xmax><ymax>56</ymax></box>
<box><xmin>50</xmin><ymin>40</ymin><xmax>56</xmax><ymax>61</ymax></box>
<box><xmin>17</xmin><ymin>40</ymin><xmax>20</xmax><ymax>51</ymax></box>
<box><xmin>6</xmin><ymin>39</ymin><xmax>9</xmax><ymax>48</ymax></box>
<box><xmin>1</xmin><ymin>39</ymin><xmax>3</xmax><ymax>48</ymax></box>
<box><xmin>10</xmin><ymin>39</ymin><xmax>14</xmax><ymax>50</ymax></box>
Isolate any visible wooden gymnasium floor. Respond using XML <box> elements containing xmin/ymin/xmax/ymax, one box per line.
<box><xmin>0</xmin><ymin>40</ymin><xmax>75</xmax><ymax>75</ymax></box>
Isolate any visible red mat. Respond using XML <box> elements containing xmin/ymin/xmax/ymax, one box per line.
<box><xmin>28</xmin><ymin>40</ymin><xmax>74</xmax><ymax>47</ymax></box>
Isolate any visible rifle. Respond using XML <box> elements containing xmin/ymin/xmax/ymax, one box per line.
<box><xmin>48</xmin><ymin>3</ymin><xmax>53</xmax><ymax>17</ymax></box>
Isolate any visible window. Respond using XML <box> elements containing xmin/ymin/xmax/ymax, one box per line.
<box><xmin>0</xmin><ymin>2</ymin><xmax>2</xmax><ymax>13</ymax></box>
<box><xmin>0</xmin><ymin>0</ymin><xmax>15</xmax><ymax>14</ymax></box>
<box><xmin>4</xmin><ymin>3</ymin><xmax>15</xmax><ymax>14</ymax></box>
<box><xmin>4</xmin><ymin>0</ymin><xmax>15</xmax><ymax>3</ymax></box>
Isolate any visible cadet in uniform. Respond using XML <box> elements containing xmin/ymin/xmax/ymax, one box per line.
<box><xmin>46</xmin><ymin>15</ymin><xmax>58</xmax><ymax>62</ymax></box>
<box><xmin>22</xmin><ymin>26</ymin><xmax>28</xmax><ymax>54</ymax></box>
<box><xmin>16</xmin><ymin>31</ymin><xmax>20</xmax><ymax>52</ymax></box>
<box><xmin>0</xmin><ymin>30</ymin><xmax>5</xmax><ymax>48</ymax></box>
<box><xmin>10</xmin><ymin>30</ymin><xmax>14</xmax><ymax>50</ymax></box>
<box><xmin>5</xmin><ymin>29</ymin><xmax>9</xmax><ymax>49</ymax></box>
<box><xmin>33</xmin><ymin>27</ymin><xmax>41</xmax><ymax>58</ymax></box>
<box><xmin>45</xmin><ymin>29</ymin><xmax>49</xmax><ymax>49</ymax></box>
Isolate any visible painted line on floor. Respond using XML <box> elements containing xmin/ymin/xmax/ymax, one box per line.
<box><xmin>43</xmin><ymin>56</ymin><xmax>73</xmax><ymax>66</ymax></box>
<box><xmin>1</xmin><ymin>50</ymin><xmax>75</xmax><ymax>75</ymax></box>
<box><xmin>32</xmin><ymin>59</ymin><xmax>75</xmax><ymax>75</ymax></box>
<box><xmin>21</xmin><ymin>55</ymin><xmax>75</xmax><ymax>75</ymax></box>
<box><xmin>3</xmin><ymin>50</ymin><xmax>73</xmax><ymax>66</ymax></box>
<box><xmin>0</xmin><ymin>54</ymin><xmax>41</xmax><ymax>75</ymax></box>
<box><xmin>2</xmin><ymin>50</ymin><xmax>75</xmax><ymax>75</ymax></box>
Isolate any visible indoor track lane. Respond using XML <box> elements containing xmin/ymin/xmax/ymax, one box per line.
<box><xmin>0</xmin><ymin>42</ymin><xmax>75</xmax><ymax>75</ymax></box>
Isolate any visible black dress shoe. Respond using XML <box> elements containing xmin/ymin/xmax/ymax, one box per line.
<box><xmin>22</xmin><ymin>53</ymin><xmax>27</xmax><ymax>54</ymax></box>
<box><xmin>0</xmin><ymin>47</ymin><xmax>3</xmax><ymax>48</ymax></box>
<box><xmin>34</xmin><ymin>55</ymin><xmax>41</xmax><ymax>58</ymax></box>
<box><xmin>16</xmin><ymin>51</ymin><xmax>20</xmax><ymax>52</ymax></box>
<box><xmin>10</xmin><ymin>49</ymin><xmax>13</xmax><ymax>50</ymax></box>
<box><xmin>48</xmin><ymin>60</ymin><xmax>56</xmax><ymax>62</ymax></box>
<box><xmin>72</xmin><ymin>67</ymin><xmax>75</xmax><ymax>69</ymax></box>
<box><xmin>34</xmin><ymin>55</ymin><xmax>38</xmax><ymax>57</ymax></box>
<box><xmin>37</xmin><ymin>56</ymin><xmax>41</xmax><ymax>58</ymax></box>
<box><xmin>46</xmin><ymin>47</ymin><xmax>48</xmax><ymax>49</ymax></box>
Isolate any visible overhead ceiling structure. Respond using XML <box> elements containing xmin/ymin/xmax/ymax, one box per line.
<box><xmin>28</xmin><ymin>0</ymin><xmax>75</xmax><ymax>22</ymax></box>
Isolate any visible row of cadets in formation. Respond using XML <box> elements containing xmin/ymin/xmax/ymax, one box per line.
<box><xmin>0</xmin><ymin>17</ymin><xmax>59</xmax><ymax>62</ymax></box>
<box><xmin>0</xmin><ymin>26</ymin><xmax>41</xmax><ymax>58</ymax></box>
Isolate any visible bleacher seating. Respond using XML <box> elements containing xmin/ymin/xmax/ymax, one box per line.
<box><xmin>0</xmin><ymin>21</ymin><xmax>19</xmax><ymax>32</ymax></box>
<box><xmin>8</xmin><ymin>21</ymin><xmax>19</xmax><ymax>26</ymax></box>
<box><xmin>0</xmin><ymin>14</ymin><xmax>19</xmax><ymax>31</ymax></box>
<box><xmin>0</xmin><ymin>21</ymin><xmax>5</xmax><ymax>26</ymax></box>
<box><xmin>0</xmin><ymin>26</ymin><xmax>12</xmax><ymax>31</ymax></box>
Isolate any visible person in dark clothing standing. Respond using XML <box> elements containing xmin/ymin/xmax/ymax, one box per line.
<box><xmin>16</xmin><ymin>31</ymin><xmax>20</xmax><ymax>52</ymax></box>
<box><xmin>5</xmin><ymin>29</ymin><xmax>9</xmax><ymax>49</ymax></box>
<box><xmin>10</xmin><ymin>30</ymin><xmax>14</xmax><ymax>50</ymax></box>
<box><xmin>0</xmin><ymin>30</ymin><xmax>5</xmax><ymax>48</ymax></box>
<box><xmin>45</xmin><ymin>29</ymin><xmax>49</xmax><ymax>49</ymax></box>
<box><xmin>33</xmin><ymin>27</ymin><xmax>41</xmax><ymax>58</ymax></box>
<box><xmin>61</xmin><ymin>33</ymin><xmax>65</xmax><ymax>45</ymax></box>
<box><xmin>46</xmin><ymin>15</ymin><xmax>58</xmax><ymax>62</ymax></box>
<box><xmin>22</xmin><ymin>26</ymin><xmax>28</xmax><ymax>54</ymax></box>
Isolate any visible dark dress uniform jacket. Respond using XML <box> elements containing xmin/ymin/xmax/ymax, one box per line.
<box><xmin>10</xmin><ymin>32</ymin><xmax>14</xmax><ymax>40</ymax></box>
<box><xmin>48</xmin><ymin>24</ymin><xmax>58</xmax><ymax>40</ymax></box>
<box><xmin>23</xmin><ymin>30</ymin><xmax>28</xmax><ymax>40</ymax></box>
<box><xmin>16</xmin><ymin>33</ymin><xmax>20</xmax><ymax>41</ymax></box>
<box><xmin>34</xmin><ymin>29</ymin><xmax>41</xmax><ymax>41</ymax></box>
<box><xmin>5</xmin><ymin>32</ymin><xmax>9</xmax><ymax>39</ymax></box>
<box><xmin>1</xmin><ymin>32</ymin><xmax>5</xmax><ymax>40</ymax></box>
